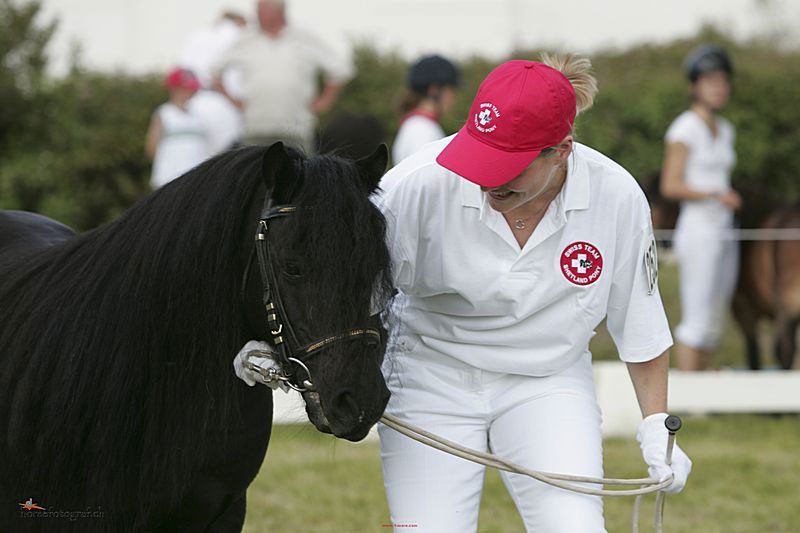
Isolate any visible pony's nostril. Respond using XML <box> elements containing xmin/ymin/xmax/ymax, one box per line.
<box><xmin>333</xmin><ymin>391</ymin><xmax>360</xmax><ymax>417</ymax></box>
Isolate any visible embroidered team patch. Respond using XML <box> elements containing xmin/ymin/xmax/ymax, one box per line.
<box><xmin>644</xmin><ymin>236</ymin><xmax>658</xmax><ymax>295</ymax></box>
<box><xmin>560</xmin><ymin>241</ymin><xmax>603</xmax><ymax>286</ymax></box>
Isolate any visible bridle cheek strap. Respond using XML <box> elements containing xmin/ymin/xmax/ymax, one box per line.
<box><xmin>245</xmin><ymin>198</ymin><xmax>381</xmax><ymax>392</ymax></box>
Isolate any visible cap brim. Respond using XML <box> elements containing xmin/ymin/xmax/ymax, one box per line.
<box><xmin>436</xmin><ymin>127</ymin><xmax>542</xmax><ymax>188</ymax></box>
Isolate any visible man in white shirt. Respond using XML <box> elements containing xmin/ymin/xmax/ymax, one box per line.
<box><xmin>211</xmin><ymin>0</ymin><xmax>353</xmax><ymax>152</ymax></box>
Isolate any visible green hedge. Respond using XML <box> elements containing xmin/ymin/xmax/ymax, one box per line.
<box><xmin>2</xmin><ymin>2</ymin><xmax>799</xmax><ymax>231</ymax></box>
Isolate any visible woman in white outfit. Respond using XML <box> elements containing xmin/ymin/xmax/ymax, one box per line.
<box><xmin>392</xmin><ymin>55</ymin><xmax>460</xmax><ymax>164</ymax></box>
<box><xmin>660</xmin><ymin>45</ymin><xmax>740</xmax><ymax>371</ymax></box>
<box><xmin>375</xmin><ymin>54</ymin><xmax>692</xmax><ymax>532</ymax></box>
<box><xmin>146</xmin><ymin>68</ymin><xmax>209</xmax><ymax>189</ymax></box>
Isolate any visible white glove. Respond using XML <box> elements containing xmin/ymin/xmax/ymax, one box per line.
<box><xmin>636</xmin><ymin>413</ymin><xmax>692</xmax><ymax>493</ymax></box>
<box><xmin>233</xmin><ymin>340</ymin><xmax>289</xmax><ymax>392</ymax></box>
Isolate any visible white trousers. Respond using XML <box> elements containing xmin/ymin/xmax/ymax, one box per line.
<box><xmin>674</xmin><ymin>229</ymin><xmax>739</xmax><ymax>350</ymax></box>
<box><xmin>378</xmin><ymin>348</ymin><xmax>606</xmax><ymax>533</ymax></box>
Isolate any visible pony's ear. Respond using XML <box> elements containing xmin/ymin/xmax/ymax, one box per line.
<box><xmin>354</xmin><ymin>143</ymin><xmax>388</xmax><ymax>193</ymax></box>
<box><xmin>262</xmin><ymin>142</ymin><xmax>300</xmax><ymax>204</ymax></box>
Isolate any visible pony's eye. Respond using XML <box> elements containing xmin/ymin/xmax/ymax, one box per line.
<box><xmin>283</xmin><ymin>263</ymin><xmax>304</xmax><ymax>278</ymax></box>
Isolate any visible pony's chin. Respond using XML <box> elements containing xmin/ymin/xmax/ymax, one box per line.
<box><xmin>335</xmin><ymin>425</ymin><xmax>372</xmax><ymax>442</ymax></box>
<box><xmin>302</xmin><ymin>391</ymin><xmax>332</xmax><ymax>434</ymax></box>
<box><xmin>301</xmin><ymin>391</ymin><xmax>374</xmax><ymax>441</ymax></box>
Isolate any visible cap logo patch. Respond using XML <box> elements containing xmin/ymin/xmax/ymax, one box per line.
<box><xmin>560</xmin><ymin>241</ymin><xmax>603</xmax><ymax>286</ymax></box>
<box><xmin>474</xmin><ymin>102</ymin><xmax>501</xmax><ymax>133</ymax></box>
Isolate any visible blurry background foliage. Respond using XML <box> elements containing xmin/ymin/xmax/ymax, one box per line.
<box><xmin>2</xmin><ymin>0</ymin><xmax>800</xmax><ymax>231</ymax></box>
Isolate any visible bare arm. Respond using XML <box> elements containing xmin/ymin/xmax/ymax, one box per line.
<box><xmin>145</xmin><ymin>112</ymin><xmax>162</xmax><ymax>160</ymax></box>
<box><xmin>660</xmin><ymin>143</ymin><xmax>712</xmax><ymax>202</ymax></box>
<box><xmin>212</xmin><ymin>78</ymin><xmax>244</xmax><ymax>109</ymax></box>
<box><xmin>626</xmin><ymin>351</ymin><xmax>669</xmax><ymax>417</ymax></box>
<box><xmin>660</xmin><ymin>143</ymin><xmax>741</xmax><ymax>208</ymax></box>
<box><xmin>311</xmin><ymin>81</ymin><xmax>345</xmax><ymax>114</ymax></box>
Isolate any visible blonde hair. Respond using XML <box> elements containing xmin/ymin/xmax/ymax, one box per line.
<box><xmin>539</xmin><ymin>52</ymin><xmax>598</xmax><ymax>115</ymax></box>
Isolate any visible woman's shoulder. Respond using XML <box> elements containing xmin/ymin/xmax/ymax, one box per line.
<box><xmin>665</xmin><ymin>110</ymin><xmax>703</xmax><ymax>145</ymax></box>
<box><xmin>392</xmin><ymin>116</ymin><xmax>446</xmax><ymax>163</ymax></box>
<box><xmin>156</xmin><ymin>103</ymin><xmax>178</xmax><ymax>121</ymax></box>
<box><xmin>399</xmin><ymin>114</ymin><xmax>444</xmax><ymax>134</ymax></box>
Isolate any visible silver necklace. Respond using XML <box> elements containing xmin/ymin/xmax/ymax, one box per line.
<box><xmin>514</xmin><ymin>218</ymin><xmax>530</xmax><ymax>230</ymax></box>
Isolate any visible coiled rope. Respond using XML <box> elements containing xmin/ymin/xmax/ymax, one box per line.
<box><xmin>380</xmin><ymin>413</ymin><xmax>679</xmax><ymax>533</ymax></box>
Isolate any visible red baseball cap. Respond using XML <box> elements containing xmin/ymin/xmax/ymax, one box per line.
<box><xmin>436</xmin><ymin>60</ymin><xmax>576</xmax><ymax>188</ymax></box>
<box><xmin>165</xmin><ymin>67</ymin><xmax>201</xmax><ymax>91</ymax></box>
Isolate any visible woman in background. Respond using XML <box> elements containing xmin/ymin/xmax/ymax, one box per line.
<box><xmin>145</xmin><ymin>68</ymin><xmax>208</xmax><ymax>189</ymax></box>
<box><xmin>391</xmin><ymin>54</ymin><xmax>460</xmax><ymax>163</ymax></box>
<box><xmin>660</xmin><ymin>45</ymin><xmax>740</xmax><ymax>371</ymax></box>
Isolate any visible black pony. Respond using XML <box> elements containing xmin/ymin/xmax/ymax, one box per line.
<box><xmin>0</xmin><ymin>142</ymin><xmax>393</xmax><ymax>531</ymax></box>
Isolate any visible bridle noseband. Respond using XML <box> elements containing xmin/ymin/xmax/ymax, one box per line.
<box><xmin>242</xmin><ymin>193</ymin><xmax>382</xmax><ymax>393</ymax></box>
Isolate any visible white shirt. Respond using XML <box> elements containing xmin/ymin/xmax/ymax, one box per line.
<box><xmin>151</xmin><ymin>103</ymin><xmax>208</xmax><ymax>189</ymax></box>
<box><xmin>376</xmin><ymin>136</ymin><xmax>672</xmax><ymax>376</ymax></box>
<box><xmin>392</xmin><ymin>113</ymin><xmax>445</xmax><ymax>164</ymax></box>
<box><xmin>187</xmin><ymin>90</ymin><xmax>243</xmax><ymax>155</ymax></box>
<box><xmin>665</xmin><ymin>110</ymin><xmax>737</xmax><ymax>231</ymax></box>
<box><xmin>212</xmin><ymin>27</ymin><xmax>353</xmax><ymax>141</ymax></box>
<box><xmin>178</xmin><ymin>20</ymin><xmax>244</xmax><ymax>89</ymax></box>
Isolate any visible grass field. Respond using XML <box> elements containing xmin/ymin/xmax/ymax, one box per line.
<box><xmin>242</xmin><ymin>263</ymin><xmax>800</xmax><ymax>532</ymax></box>
<box><xmin>243</xmin><ymin>415</ymin><xmax>800</xmax><ymax>532</ymax></box>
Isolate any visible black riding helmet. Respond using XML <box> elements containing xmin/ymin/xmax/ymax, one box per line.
<box><xmin>408</xmin><ymin>55</ymin><xmax>461</xmax><ymax>94</ymax></box>
<box><xmin>685</xmin><ymin>45</ymin><xmax>733</xmax><ymax>82</ymax></box>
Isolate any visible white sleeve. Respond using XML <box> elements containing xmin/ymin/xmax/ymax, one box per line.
<box><xmin>664</xmin><ymin>114</ymin><xmax>698</xmax><ymax>147</ymax></box>
<box><xmin>606</xmin><ymin>201</ymin><xmax>673</xmax><ymax>363</ymax></box>
<box><xmin>372</xmin><ymin>191</ymin><xmax>416</xmax><ymax>291</ymax></box>
<box><xmin>303</xmin><ymin>30</ymin><xmax>354</xmax><ymax>83</ymax></box>
<box><xmin>392</xmin><ymin>119</ymin><xmax>445</xmax><ymax>164</ymax></box>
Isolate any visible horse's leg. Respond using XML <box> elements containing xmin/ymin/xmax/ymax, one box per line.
<box><xmin>774</xmin><ymin>314</ymin><xmax>799</xmax><ymax>370</ymax></box>
<box><xmin>154</xmin><ymin>385</ymin><xmax>273</xmax><ymax>532</ymax></box>
<box><xmin>770</xmin><ymin>236</ymin><xmax>799</xmax><ymax>369</ymax></box>
<box><xmin>732</xmin><ymin>291</ymin><xmax>761</xmax><ymax>370</ymax></box>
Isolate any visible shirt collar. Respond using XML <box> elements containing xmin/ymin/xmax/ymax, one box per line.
<box><xmin>460</xmin><ymin>178</ymin><xmax>483</xmax><ymax>209</ymax></box>
<box><xmin>459</xmin><ymin>147</ymin><xmax>591</xmax><ymax>213</ymax></box>
<box><xmin>563</xmin><ymin>148</ymin><xmax>590</xmax><ymax>212</ymax></box>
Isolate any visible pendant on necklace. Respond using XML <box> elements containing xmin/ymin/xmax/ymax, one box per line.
<box><xmin>514</xmin><ymin>219</ymin><xmax>526</xmax><ymax>230</ymax></box>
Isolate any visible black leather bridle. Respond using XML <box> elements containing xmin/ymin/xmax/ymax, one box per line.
<box><xmin>241</xmin><ymin>193</ymin><xmax>382</xmax><ymax>392</ymax></box>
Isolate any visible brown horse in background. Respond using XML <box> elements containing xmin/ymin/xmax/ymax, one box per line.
<box><xmin>643</xmin><ymin>172</ymin><xmax>800</xmax><ymax>370</ymax></box>
<box><xmin>733</xmin><ymin>209</ymin><xmax>800</xmax><ymax>369</ymax></box>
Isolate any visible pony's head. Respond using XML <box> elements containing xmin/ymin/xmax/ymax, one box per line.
<box><xmin>241</xmin><ymin>142</ymin><xmax>393</xmax><ymax>440</ymax></box>
<box><xmin>0</xmin><ymin>142</ymin><xmax>395</xmax><ymax>524</ymax></box>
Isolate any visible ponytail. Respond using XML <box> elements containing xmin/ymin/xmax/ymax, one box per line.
<box><xmin>540</xmin><ymin>52</ymin><xmax>598</xmax><ymax>115</ymax></box>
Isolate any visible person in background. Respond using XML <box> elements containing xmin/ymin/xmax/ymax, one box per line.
<box><xmin>178</xmin><ymin>11</ymin><xmax>247</xmax><ymax>155</ymax></box>
<box><xmin>392</xmin><ymin>55</ymin><xmax>460</xmax><ymax>163</ymax></box>
<box><xmin>316</xmin><ymin>112</ymin><xmax>387</xmax><ymax>160</ymax></box>
<box><xmin>660</xmin><ymin>45</ymin><xmax>740</xmax><ymax>371</ymax></box>
<box><xmin>211</xmin><ymin>0</ymin><xmax>353</xmax><ymax>152</ymax></box>
<box><xmin>145</xmin><ymin>68</ymin><xmax>208</xmax><ymax>189</ymax></box>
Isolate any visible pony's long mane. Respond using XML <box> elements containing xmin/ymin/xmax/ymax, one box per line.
<box><xmin>0</xmin><ymin>148</ymin><xmax>269</xmax><ymax>526</ymax></box>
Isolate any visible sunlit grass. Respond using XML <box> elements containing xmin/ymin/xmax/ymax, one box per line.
<box><xmin>243</xmin><ymin>416</ymin><xmax>800</xmax><ymax>532</ymax></box>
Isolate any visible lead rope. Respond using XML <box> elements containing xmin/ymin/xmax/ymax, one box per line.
<box><xmin>379</xmin><ymin>413</ymin><xmax>681</xmax><ymax>532</ymax></box>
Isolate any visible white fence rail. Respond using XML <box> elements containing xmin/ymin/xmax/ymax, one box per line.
<box><xmin>654</xmin><ymin>228</ymin><xmax>800</xmax><ymax>241</ymax></box>
<box><xmin>272</xmin><ymin>363</ymin><xmax>800</xmax><ymax>438</ymax></box>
